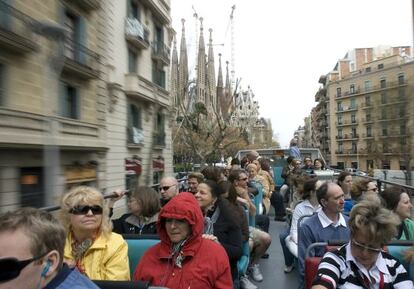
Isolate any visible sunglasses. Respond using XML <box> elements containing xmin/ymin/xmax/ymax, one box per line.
<box><xmin>0</xmin><ymin>253</ymin><xmax>46</xmax><ymax>283</ymax></box>
<box><xmin>352</xmin><ymin>239</ymin><xmax>382</xmax><ymax>253</ymax></box>
<box><xmin>69</xmin><ymin>205</ymin><xmax>103</xmax><ymax>215</ymax></box>
<box><xmin>159</xmin><ymin>185</ymin><xmax>176</xmax><ymax>192</ymax></box>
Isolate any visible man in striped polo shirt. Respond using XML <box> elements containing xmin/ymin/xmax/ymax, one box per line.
<box><xmin>312</xmin><ymin>196</ymin><xmax>413</xmax><ymax>289</ymax></box>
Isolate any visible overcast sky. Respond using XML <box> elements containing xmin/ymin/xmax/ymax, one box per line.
<box><xmin>171</xmin><ymin>0</ymin><xmax>413</xmax><ymax>147</ymax></box>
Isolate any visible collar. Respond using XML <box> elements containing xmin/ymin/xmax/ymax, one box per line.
<box><xmin>302</xmin><ymin>199</ymin><xmax>320</xmax><ymax>210</ymax></box>
<box><xmin>44</xmin><ymin>264</ymin><xmax>72</xmax><ymax>289</ymax></box>
<box><xmin>69</xmin><ymin>231</ymin><xmax>107</xmax><ymax>250</ymax></box>
<box><xmin>345</xmin><ymin>243</ymin><xmax>389</xmax><ymax>278</ymax></box>
<box><xmin>318</xmin><ymin>209</ymin><xmax>347</xmax><ymax>228</ymax></box>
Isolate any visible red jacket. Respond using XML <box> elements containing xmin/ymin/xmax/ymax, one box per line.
<box><xmin>134</xmin><ymin>192</ymin><xmax>233</xmax><ymax>289</ymax></box>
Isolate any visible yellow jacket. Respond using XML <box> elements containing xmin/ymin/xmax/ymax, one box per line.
<box><xmin>64</xmin><ymin>232</ymin><xmax>130</xmax><ymax>281</ymax></box>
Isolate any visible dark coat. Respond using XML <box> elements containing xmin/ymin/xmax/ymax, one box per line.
<box><xmin>112</xmin><ymin>213</ymin><xmax>157</xmax><ymax>235</ymax></box>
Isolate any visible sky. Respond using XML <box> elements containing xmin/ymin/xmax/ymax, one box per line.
<box><xmin>170</xmin><ymin>0</ymin><xmax>413</xmax><ymax>148</ymax></box>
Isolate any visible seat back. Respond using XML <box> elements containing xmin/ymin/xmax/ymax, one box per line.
<box><xmin>123</xmin><ymin>234</ymin><xmax>161</xmax><ymax>276</ymax></box>
<box><xmin>305</xmin><ymin>256</ymin><xmax>322</xmax><ymax>289</ymax></box>
<box><xmin>92</xmin><ymin>280</ymin><xmax>149</xmax><ymax>289</ymax></box>
<box><xmin>385</xmin><ymin>240</ymin><xmax>414</xmax><ymax>271</ymax></box>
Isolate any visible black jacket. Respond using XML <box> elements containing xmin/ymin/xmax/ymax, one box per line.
<box><xmin>112</xmin><ymin>213</ymin><xmax>158</xmax><ymax>235</ymax></box>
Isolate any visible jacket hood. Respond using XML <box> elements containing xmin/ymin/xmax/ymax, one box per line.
<box><xmin>157</xmin><ymin>192</ymin><xmax>204</xmax><ymax>245</ymax></box>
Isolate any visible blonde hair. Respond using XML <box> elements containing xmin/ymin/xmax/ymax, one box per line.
<box><xmin>246</xmin><ymin>163</ymin><xmax>258</xmax><ymax>172</ymax></box>
<box><xmin>349</xmin><ymin>195</ymin><xmax>399</xmax><ymax>245</ymax></box>
<box><xmin>60</xmin><ymin>186</ymin><xmax>112</xmax><ymax>238</ymax></box>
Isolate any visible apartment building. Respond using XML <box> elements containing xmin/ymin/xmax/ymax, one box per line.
<box><xmin>315</xmin><ymin>46</ymin><xmax>414</xmax><ymax>171</ymax></box>
<box><xmin>102</xmin><ymin>0</ymin><xmax>173</xmax><ymax>194</ymax></box>
<box><xmin>0</xmin><ymin>0</ymin><xmax>104</xmax><ymax>211</ymax></box>
<box><xmin>0</xmin><ymin>0</ymin><xmax>174</xmax><ymax>212</ymax></box>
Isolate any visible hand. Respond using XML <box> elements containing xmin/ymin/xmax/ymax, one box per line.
<box><xmin>202</xmin><ymin>234</ymin><xmax>219</xmax><ymax>243</ymax></box>
<box><xmin>107</xmin><ymin>189</ymin><xmax>126</xmax><ymax>208</ymax></box>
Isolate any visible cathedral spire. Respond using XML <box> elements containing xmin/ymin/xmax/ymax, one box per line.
<box><xmin>178</xmin><ymin>18</ymin><xmax>188</xmax><ymax>109</ymax></box>
<box><xmin>196</xmin><ymin>17</ymin><xmax>206</xmax><ymax>105</ymax></box>
<box><xmin>207</xmin><ymin>28</ymin><xmax>216</xmax><ymax>112</ymax></box>
<box><xmin>170</xmin><ymin>35</ymin><xmax>179</xmax><ymax>108</ymax></box>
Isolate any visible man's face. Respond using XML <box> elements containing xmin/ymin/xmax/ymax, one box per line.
<box><xmin>235</xmin><ymin>172</ymin><xmax>249</xmax><ymax>189</ymax></box>
<box><xmin>159</xmin><ymin>178</ymin><xmax>178</xmax><ymax>201</ymax></box>
<box><xmin>187</xmin><ymin>178</ymin><xmax>199</xmax><ymax>194</ymax></box>
<box><xmin>323</xmin><ymin>184</ymin><xmax>345</xmax><ymax>214</ymax></box>
<box><xmin>0</xmin><ymin>230</ymin><xmax>44</xmax><ymax>289</ymax></box>
<box><xmin>304</xmin><ymin>158</ymin><xmax>312</xmax><ymax>166</ymax></box>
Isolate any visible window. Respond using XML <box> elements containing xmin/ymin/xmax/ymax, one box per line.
<box><xmin>127</xmin><ymin>0</ymin><xmax>140</xmax><ymax>19</ymax></box>
<box><xmin>352</xmin><ymin>142</ymin><xmax>357</xmax><ymax>153</ymax></box>
<box><xmin>350</xmin><ymin>84</ymin><xmax>355</xmax><ymax>94</ymax></box>
<box><xmin>364</xmin><ymin>80</ymin><xmax>370</xmax><ymax>91</ymax></box>
<box><xmin>400</xmin><ymin>161</ymin><xmax>407</xmax><ymax>171</ymax></box>
<box><xmin>398</xmin><ymin>74</ymin><xmax>405</xmax><ymax>85</ymax></box>
<box><xmin>351</xmin><ymin>162</ymin><xmax>358</xmax><ymax>169</ymax></box>
<box><xmin>350</xmin><ymin>98</ymin><xmax>356</xmax><ymax>109</ymax></box>
<box><xmin>399</xmin><ymin>106</ymin><xmax>406</xmax><ymax>117</ymax></box>
<box><xmin>366</xmin><ymin>126</ymin><xmax>372</xmax><ymax>137</ymax></box>
<box><xmin>381</xmin><ymin>160</ymin><xmax>390</xmax><ymax>170</ymax></box>
<box><xmin>383</xmin><ymin>143</ymin><xmax>389</xmax><ymax>153</ymax></box>
<box><xmin>400</xmin><ymin>124</ymin><xmax>406</xmax><ymax>135</ymax></box>
<box><xmin>351</xmin><ymin>113</ymin><xmax>356</xmax><ymax>123</ymax></box>
<box><xmin>351</xmin><ymin>127</ymin><xmax>357</xmax><ymax>137</ymax></box>
<box><xmin>336</xmin><ymin>87</ymin><xmax>341</xmax><ymax>97</ymax></box>
<box><xmin>378</xmin><ymin>63</ymin><xmax>384</xmax><ymax>69</ymax></box>
<box><xmin>337</xmin><ymin>162</ymin><xmax>345</xmax><ymax>169</ymax></box>
<box><xmin>381</xmin><ymin>108</ymin><xmax>387</xmax><ymax>120</ymax></box>
<box><xmin>366</xmin><ymin>160</ymin><xmax>373</xmax><ymax>169</ymax></box>
<box><xmin>337</xmin><ymin>115</ymin><xmax>342</xmax><ymax>125</ymax></box>
<box><xmin>380</xmin><ymin>92</ymin><xmax>387</xmax><ymax>104</ymax></box>
<box><xmin>338</xmin><ymin>128</ymin><xmax>343</xmax><ymax>137</ymax></box>
<box><xmin>337</xmin><ymin>101</ymin><xmax>342</xmax><ymax>111</ymax></box>
<box><xmin>60</xmin><ymin>82</ymin><xmax>79</xmax><ymax>119</ymax></box>
<box><xmin>398</xmin><ymin>88</ymin><xmax>405</xmax><ymax>99</ymax></box>
<box><xmin>127</xmin><ymin>104</ymin><xmax>143</xmax><ymax>144</ymax></box>
<box><xmin>338</xmin><ymin>143</ymin><xmax>343</xmax><ymax>153</ymax></box>
<box><xmin>380</xmin><ymin>78</ymin><xmax>386</xmax><ymax>89</ymax></box>
<box><xmin>365</xmin><ymin>95</ymin><xmax>371</xmax><ymax>106</ymax></box>
<box><xmin>152</xmin><ymin>61</ymin><xmax>166</xmax><ymax>88</ymax></box>
<box><xmin>128</xmin><ymin>49</ymin><xmax>137</xmax><ymax>73</ymax></box>
<box><xmin>382</xmin><ymin>125</ymin><xmax>387</xmax><ymax>136</ymax></box>
<box><xmin>365</xmin><ymin>67</ymin><xmax>371</xmax><ymax>73</ymax></box>
<box><xmin>153</xmin><ymin>111</ymin><xmax>165</xmax><ymax>146</ymax></box>
<box><xmin>366</xmin><ymin>113</ymin><xmax>371</xmax><ymax>122</ymax></box>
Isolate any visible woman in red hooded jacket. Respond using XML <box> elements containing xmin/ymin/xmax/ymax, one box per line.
<box><xmin>134</xmin><ymin>192</ymin><xmax>233</xmax><ymax>289</ymax></box>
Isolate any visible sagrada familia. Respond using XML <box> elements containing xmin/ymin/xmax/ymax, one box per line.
<box><xmin>170</xmin><ymin>18</ymin><xmax>261</xmax><ymax>131</ymax></box>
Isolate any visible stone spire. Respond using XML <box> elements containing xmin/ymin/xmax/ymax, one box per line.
<box><xmin>178</xmin><ymin>19</ymin><xmax>188</xmax><ymax>109</ymax></box>
<box><xmin>196</xmin><ymin>17</ymin><xmax>206</xmax><ymax>105</ymax></box>
<box><xmin>170</xmin><ymin>36</ymin><xmax>179</xmax><ymax>109</ymax></box>
<box><xmin>224</xmin><ymin>60</ymin><xmax>234</xmax><ymax>117</ymax></box>
<box><xmin>206</xmin><ymin>28</ymin><xmax>216</xmax><ymax>112</ymax></box>
<box><xmin>216</xmin><ymin>53</ymin><xmax>224</xmax><ymax>116</ymax></box>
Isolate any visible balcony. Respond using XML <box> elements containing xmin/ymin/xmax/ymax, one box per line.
<box><xmin>151</xmin><ymin>41</ymin><xmax>170</xmax><ymax>66</ymax></box>
<box><xmin>63</xmin><ymin>38</ymin><xmax>99</xmax><ymax>79</ymax></box>
<box><xmin>141</xmin><ymin>0</ymin><xmax>171</xmax><ymax>25</ymax></box>
<box><xmin>124</xmin><ymin>74</ymin><xmax>170</xmax><ymax>107</ymax></box>
<box><xmin>153</xmin><ymin>131</ymin><xmax>165</xmax><ymax>147</ymax></box>
<box><xmin>315</xmin><ymin>87</ymin><xmax>326</xmax><ymax>102</ymax></box>
<box><xmin>336</xmin><ymin>149</ymin><xmax>358</xmax><ymax>156</ymax></box>
<box><xmin>125</xmin><ymin>17</ymin><xmax>150</xmax><ymax>50</ymax></box>
<box><xmin>0</xmin><ymin>108</ymin><xmax>105</xmax><ymax>149</ymax></box>
<box><xmin>70</xmin><ymin>0</ymin><xmax>101</xmax><ymax>11</ymax></box>
<box><xmin>336</xmin><ymin>105</ymin><xmax>358</xmax><ymax>113</ymax></box>
<box><xmin>0</xmin><ymin>2</ymin><xmax>37</xmax><ymax>54</ymax></box>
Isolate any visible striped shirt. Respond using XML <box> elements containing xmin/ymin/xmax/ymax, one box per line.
<box><xmin>312</xmin><ymin>243</ymin><xmax>413</xmax><ymax>289</ymax></box>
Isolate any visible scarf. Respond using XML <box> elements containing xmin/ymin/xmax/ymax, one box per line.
<box><xmin>171</xmin><ymin>239</ymin><xmax>188</xmax><ymax>268</ymax></box>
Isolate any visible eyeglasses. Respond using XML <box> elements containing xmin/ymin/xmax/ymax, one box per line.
<box><xmin>69</xmin><ymin>205</ymin><xmax>103</xmax><ymax>215</ymax></box>
<box><xmin>0</xmin><ymin>252</ymin><xmax>47</xmax><ymax>282</ymax></box>
<box><xmin>368</xmin><ymin>187</ymin><xmax>378</xmax><ymax>192</ymax></box>
<box><xmin>239</xmin><ymin>177</ymin><xmax>248</xmax><ymax>181</ymax></box>
<box><xmin>159</xmin><ymin>185</ymin><xmax>176</xmax><ymax>192</ymax></box>
<box><xmin>352</xmin><ymin>239</ymin><xmax>382</xmax><ymax>253</ymax></box>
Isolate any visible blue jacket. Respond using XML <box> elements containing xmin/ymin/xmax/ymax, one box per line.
<box><xmin>44</xmin><ymin>264</ymin><xmax>99</xmax><ymax>289</ymax></box>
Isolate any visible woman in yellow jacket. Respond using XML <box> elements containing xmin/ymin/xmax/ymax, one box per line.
<box><xmin>60</xmin><ymin>186</ymin><xmax>130</xmax><ymax>280</ymax></box>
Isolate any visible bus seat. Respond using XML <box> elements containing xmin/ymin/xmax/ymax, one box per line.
<box><xmin>272</xmin><ymin>166</ymin><xmax>284</xmax><ymax>189</ymax></box>
<box><xmin>92</xmin><ymin>280</ymin><xmax>149</xmax><ymax>289</ymax></box>
<box><xmin>122</xmin><ymin>234</ymin><xmax>160</xmax><ymax>276</ymax></box>
<box><xmin>384</xmin><ymin>240</ymin><xmax>414</xmax><ymax>271</ymax></box>
<box><xmin>305</xmin><ymin>256</ymin><xmax>322</xmax><ymax>289</ymax></box>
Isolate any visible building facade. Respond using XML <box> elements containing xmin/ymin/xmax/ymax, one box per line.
<box><xmin>0</xmin><ymin>0</ymin><xmax>174</xmax><ymax>212</ymax></box>
<box><xmin>314</xmin><ymin>46</ymin><xmax>414</xmax><ymax>170</ymax></box>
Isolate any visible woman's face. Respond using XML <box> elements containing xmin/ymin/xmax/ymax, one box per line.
<box><xmin>365</xmin><ymin>182</ymin><xmax>378</xmax><ymax>195</ymax></box>
<box><xmin>195</xmin><ymin>183</ymin><xmax>216</xmax><ymax>211</ymax></box>
<box><xmin>127</xmin><ymin>196</ymin><xmax>141</xmax><ymax>216</ymax></box>
<box><xmin>395</xmin><ymin>192</ymin><xmax>413</xmax><ymax>220</ymax></box>
<box><xmin>341</xmin><ymin>175</ymin><xmax>353</xmax><ymax>194</ymax></box>
<box><xmin>69</xmin><ymin>202</ymin><xmax>103</xmax><ymax>234</ymax></box>
<box><xmin>247</xmin><ymin>166</ymin><xmax>257</xmax><ymax>178</ymax></box>
<box><xmin>165</xmin><ymin>218</ymin><xmax>191</xmax><ymax>243</ymax></box>
<box><xmin>351</xmin><ymin>232</ymin><xmax>382</xmax><ymax>270</ymax></box>
<box><xmin>314</xmin><ymin>160</ymin><xmax>322</xmax><ymax>169</ymax></box>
